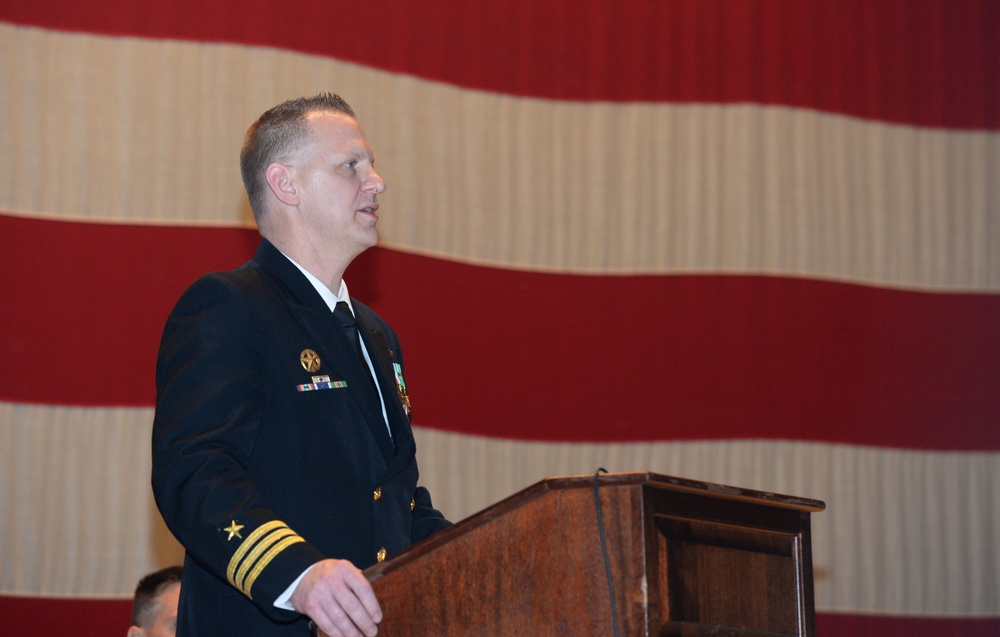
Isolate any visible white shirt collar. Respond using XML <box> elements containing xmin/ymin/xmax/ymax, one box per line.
<box><xmin>280</xmin><ymin>252</ymin><xmax>354</xmax><ymax>315</ymax></box>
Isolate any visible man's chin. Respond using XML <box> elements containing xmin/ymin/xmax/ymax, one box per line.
<box><xmin>353</xmin><ymin>229</ymin><xmax>380</xmax><ymax>251</ymax></box>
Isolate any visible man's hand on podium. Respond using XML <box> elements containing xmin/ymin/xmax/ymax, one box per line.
<box><xmin>291</xmin><ymin>558</ymin><xmax>383</xmax><ymax>637</ymax></box>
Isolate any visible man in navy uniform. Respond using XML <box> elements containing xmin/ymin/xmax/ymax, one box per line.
<box><xmin>152</xmin><ymin>93</ymin><xmax>449</xmax><ymax>637</ymax></box>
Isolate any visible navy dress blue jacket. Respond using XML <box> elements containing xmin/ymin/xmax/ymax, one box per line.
<box><xmin>152</xmin><ymin>238</ymin><xmax>449</xmax><ymax>636</ymax></box>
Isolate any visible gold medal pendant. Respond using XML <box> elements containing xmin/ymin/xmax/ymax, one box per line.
<box><xmin>393</xmin><ymin>362</ymin><xmax>411</xmax><ymax>417</ymax></box>
<box><xmin>397</xmin><ymin>384</ymin><xmax>412</xmax><ymax>417</ymax></box>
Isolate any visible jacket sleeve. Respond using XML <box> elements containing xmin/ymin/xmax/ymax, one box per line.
<box><xmin>410</xmin><ymin>484</ymin><xmax>451</xmax><ymax>542</ymax></box>
<box><xmin>151</xmin><ymin>273</ymin><xmax>325</xmax><ymax>619</ymax></box>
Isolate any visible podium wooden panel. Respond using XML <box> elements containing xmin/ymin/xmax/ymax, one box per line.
<box><xmin>356</xmin><ymin>471</ymin><xmax>824</xmax><ymax>636</ymax></box>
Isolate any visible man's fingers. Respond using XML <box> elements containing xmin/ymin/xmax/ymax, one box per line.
<box><xmin>326</xmin><ymin>572</ymin><xmax>379</xmax><ymax>636</ymax></box>
<box><xmin>312</xmin><ymin>602</ymin><xmax>365</xmax><ymax>637</ymax></box>
<box><xmin>292</xmin><ymin>559</ymin><xmax>382</xmax><ymax>637</ymax></box>
<box><xmin>345</xmin><ymin>568</ymin><xmax>383</xmax><ymax>625</ymax></box>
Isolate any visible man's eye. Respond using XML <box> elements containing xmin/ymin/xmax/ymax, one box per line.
<box><xmin>345</xmin><ymin>160</ymin><xmax>358</xmax><ymax>170</ymax></box>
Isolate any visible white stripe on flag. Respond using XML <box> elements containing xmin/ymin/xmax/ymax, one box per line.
<box><xmin>2</xmin><ymin>23</ymin><xmax>997</xmax><ymax>291</ymax></box>
<box><xmin>3</xmin><ymin>401</ymin><xmax>998</xmax><ymax>616</ymax></box>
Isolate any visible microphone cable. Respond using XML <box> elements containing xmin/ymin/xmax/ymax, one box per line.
<box><xmin>593</xmin><ymin>467</ymin><xmax>621</xmax><ymax>637</ymax></box>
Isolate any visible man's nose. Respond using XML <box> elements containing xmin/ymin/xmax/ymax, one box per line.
<box><xmin>367</xmin><ymin>170</ymin><xmax>386</xmax><ymax>194</ymax></box>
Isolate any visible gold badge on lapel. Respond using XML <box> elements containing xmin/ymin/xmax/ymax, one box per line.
<box><xmin>299</xmin><ymin>349</ymin><xmax>321</xmax><ymax>373</ymax></box>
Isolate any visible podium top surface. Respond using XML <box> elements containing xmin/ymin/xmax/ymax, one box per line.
<box><xmin>543</xmin><ymin>470</ymin><xmax>826</xmax><ymax>512</ymax></box>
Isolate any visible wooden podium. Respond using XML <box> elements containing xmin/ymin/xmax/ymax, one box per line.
<box><xmin>358</xmin><ymin>471</ymin><xmax>824</xmax><ymax>636</ymax></box>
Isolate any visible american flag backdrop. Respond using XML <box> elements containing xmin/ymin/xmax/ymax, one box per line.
<box><xmin>1</xmin><ymin>1</ymin><xmax>998</xmax><ymax>635</ymax></box>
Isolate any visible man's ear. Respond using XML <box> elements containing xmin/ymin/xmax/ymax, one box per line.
<box><xmin>265</xmin><ymin>162</ymin><xmax>300</xmax><ymax>206</ymax></box>
<box><xmin>127</xmin><ymin>626</ymin><xmax>145</xmax><ymax>637</ymax></box>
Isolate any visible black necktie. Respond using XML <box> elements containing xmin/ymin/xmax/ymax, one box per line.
<box><xmin>333</xmin><ymin>301</ymin><xmax>394</xmax><ymax>447</ymax></box>
<box><xmin>333</xmin><ymin>301</ymin><xmax>368</xmax><ymax>371</ymax></box>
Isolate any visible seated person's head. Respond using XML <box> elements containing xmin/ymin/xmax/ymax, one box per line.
<box><xmin>127</xmin><ymin>566</ymin><xmax>182</xmax><ymax>637</ymax></box>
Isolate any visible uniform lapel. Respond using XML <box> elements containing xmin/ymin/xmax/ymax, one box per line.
<box><xmin>356</xmin><ymin>315</ymin><xmax>414</xmax><ymax>459</ymax></box>
<box><xmin>251</xmin><ymin>240</ymin><xmax>397</xmax><ymax>462</ymax></box>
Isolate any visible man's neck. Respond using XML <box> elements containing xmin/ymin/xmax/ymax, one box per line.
<box><xmin>264</xmin><ymin>233</ymin><xmax>357</xmax><ymax>291</ymax></box>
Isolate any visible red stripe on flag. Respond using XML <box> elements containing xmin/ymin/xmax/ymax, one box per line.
<box><xmin>387</xmin><ymin>250</ymin><xmax>1000</xmax><ymax>451</ymax></box>
<box><xmin>0</xmin><ymin>596</ymin><xmax>133</xmax><ymax>637</ymax></box>
<box><xmin>3</xmin><ymin>214</ymin><xmax>998</xmax><ymax>450</ymax></box>
<box><xmin>816</xmin><ymin>613</ymin><xmax>1000</xmax><ymax>637</ymax></box>
<box><xmin>1</xmin><ymin>0</ymin><xmax>996</xmax><ymax>129</ymax></box>
<box><xmin>0</xmin><ymin>214</ymin><xmax>260</xmax><ymax>408</ymax></box>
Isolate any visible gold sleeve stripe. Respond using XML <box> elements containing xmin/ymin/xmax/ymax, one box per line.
<box><xmin>233</xmin><ymin>527</ymin><xmax>298</xmax><ymax>594</ymax></box>
<box><xmin>226</xmin><ymin>520</ymin><xmax>289</xmax><ymax>589</ymax></box>
<box><xmin>243</xmin><ymin>535</ymin><xmax>307</xmax><ymax>599</ymax></box>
